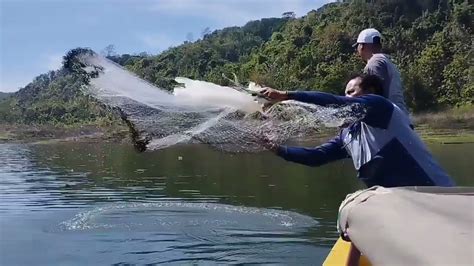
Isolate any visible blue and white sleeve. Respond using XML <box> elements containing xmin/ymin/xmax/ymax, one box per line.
<box><xmin>288</xmin><ymin>91</ymin><xmax>363</xmax><ymax>106</ymax></box>
<box><xmin>276</xmin><ymin>135</ymin><xmax>349</xmax><ymax>167</ymax></box>
<box><xmin>287</xmin><ymin>92</ymin><xmax>394</xmax><ymax>129</ymax></box>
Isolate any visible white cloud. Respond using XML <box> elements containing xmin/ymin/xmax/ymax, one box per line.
<box><xmin>149</xmin><ymin>0</ymin><xmax>333</xmax><ymax>26</ymax></box>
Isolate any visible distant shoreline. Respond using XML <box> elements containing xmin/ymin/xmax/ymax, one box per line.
<box><xmin>2</xmin><ymin>105</ymin><xmax>473</xmax><ymax>145</ymax></box>
<box><xmin>0</xmin><ymin>124</ymin><xmax>130</xmax><ymax>144</ymax></box>
<box><xmin>1</xmin><ymin>121</ymin><xmax>473</xmax><ymax>146</ymax></box>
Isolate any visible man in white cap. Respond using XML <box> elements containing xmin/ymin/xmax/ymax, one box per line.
<box><xmin>354</xmin><ymin>28</ymin><xmax>410</xmax><ymax>115</ymax></box>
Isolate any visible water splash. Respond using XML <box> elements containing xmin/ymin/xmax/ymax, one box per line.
<box><xmin>58</xmin><ymin>201</ymin><xmax>321</xmax><ymax>264</ymax></box>
<box><xmin>60</xmin><ymin>201</ymin><xmax>317</xmax><ymax>231</ymax></box>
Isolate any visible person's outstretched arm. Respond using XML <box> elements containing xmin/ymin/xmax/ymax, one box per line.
<box><xmin>276</xmin><ymin>135</ymin><xmax>349</xmax><ymax>167</ymax></box>
<box><xmin>287</xmin><ymin>91</ymin><xmax>363</xmax><ymax>107</ymax></box>
<box><xmin>262</xmin><ymin>89</ymin><xmax>394</xmax><ymax>129</ymax></box>
<box><xmin>261</xmin><ymin>87</ymin><xmax>375</xmax><ymax>108</ymax></box>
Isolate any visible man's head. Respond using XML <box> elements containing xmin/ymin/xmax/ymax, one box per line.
<box><xmin>345</xmin><ymin>76</ymin><xmax>364</xmax><ymax>97</ymax></box>
<box><xmin>345</xmin><ymin>74</ymin><xmax>384</xmax><ymax>97</ymax></box>
<box><xmin>353</xmin><ymin>28</ymin><xmax>382</xmax><ymax>61</ymax></box>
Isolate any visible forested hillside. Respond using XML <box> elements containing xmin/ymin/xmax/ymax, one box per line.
<box><xmin>120</xmin><ymin>0</ymin><xmax>472</xmax><ymax>111</ymax></box>
<box><xmin>1</xmin><ymin>0</ymin><xmax>472</xmax><ymax>126</ymax></box>
<box><xmin>0</xmin><ymin>92</ymin><xmax>11</xmax><ymax>100</ymax></box>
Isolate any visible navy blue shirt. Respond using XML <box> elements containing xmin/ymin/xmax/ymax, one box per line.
<box><xmin>277</xmin><ymin>92</ymin><xmax>454</xmax><ymax>187</ymax></box>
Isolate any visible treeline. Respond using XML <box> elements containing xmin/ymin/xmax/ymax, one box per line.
<box><xmin>0</xmin><ymin>0</ymin><xmax>472</xmax><ymax>126</ymax></box>
<box><xmin>0</xmin><ymin>92</ymin><xmax>11</xmax><ymax>100</ymax></box>
<box><xmin>0</xmin><ymin>68</ymin><xmax>118</xmax><ymax>125</ymax></box>
<box><xmin>117</xmin><ymin>0</ymin><xmax>472</xmax><ymax>111</ymax></box>
<box><xmin>116</xmin><ymin>17</ymin><xmax>288</xmax><ymax>89</ymax></box>
<box><xmin>0</xmin><ymin>48</ymin><xmax>126</xmax><ymax>125</ymax></box>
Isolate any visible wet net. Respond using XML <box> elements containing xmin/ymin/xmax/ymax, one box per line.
<box><xmin>74</xmin><ymin>52</ymin><xmax>362</xmax><ymax>153</ymax></box>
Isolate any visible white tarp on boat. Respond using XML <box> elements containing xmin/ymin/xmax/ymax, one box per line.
<box><xmin>338</xmin><ymin>186</ymin><xmax>474</xmax><ymax>266</ymax></box>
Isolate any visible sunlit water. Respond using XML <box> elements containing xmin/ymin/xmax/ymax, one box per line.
<box><xmin>1</xmin><ymin>142</ymin><xmax>473</xmax><ymax>265</ymax></box>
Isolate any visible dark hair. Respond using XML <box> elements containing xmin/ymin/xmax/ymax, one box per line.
<box><xmin>348</xmin><ymin>72</ymin><xmax>363</xmax><ymax>81</ymax></box>
<box><xmin>372</xmin><ymin>36</ymin><xmax>382</xmax><ymax>50</ymax></box>
<box><xmin>372</xmin><ymin>36</ymin><xmax>381</xmax><ymax>44</ymax></box>
<box><xmin>359</xmin><ymin>74</ymin><xmax>384</xmax><ymax>96</ymax></box>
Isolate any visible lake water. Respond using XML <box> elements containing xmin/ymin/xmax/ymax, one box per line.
<box><xmin>1</xmin><ymin>142</ymin><xmax>473</xmax><ymax>265</ymax></box>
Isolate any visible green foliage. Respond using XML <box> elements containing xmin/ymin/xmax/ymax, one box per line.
<box><xmin>107</xmin><ymin>54</ymin><xmax>144</xmax><ymax>67</ymax></box>
<box><xmin>0</xmin><ymin>97</ymin><xmax>20</xmax><ymax>123</ymax></box>
<box><xmin>1</xmin><ymin>68</ymin><xmax>119</xmax><ymax>126</ymax></box>
<box><xmin>0</xmin><ymin>92</ymin><xmax>12</xmax><ymax>100</ymax></box>
<box><xmin>403</xmin><ymin>12</ymin><xmax>473</xmax><ymax>110</ymax></box>
<box><xmin>115</xmin><ymin>18</ymin><xmax>288</xmax><ymax>89</ymax></box>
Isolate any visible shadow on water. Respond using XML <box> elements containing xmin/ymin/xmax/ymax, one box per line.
<box><xmin>1</xmin><ymin>142</ymin><xmax>473</xmax><ymax>264</ymax></box>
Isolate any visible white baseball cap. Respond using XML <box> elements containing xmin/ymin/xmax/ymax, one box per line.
<box><xmin>353</xmin><ymin>28</ymin><xmax>382</xmax><ymax>47</ymax></box>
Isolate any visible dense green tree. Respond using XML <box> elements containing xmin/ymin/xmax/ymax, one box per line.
<box><xmin>0</xmin><ymin>92</ymin><xmax>11</xmax><ymax>100</ymax></box>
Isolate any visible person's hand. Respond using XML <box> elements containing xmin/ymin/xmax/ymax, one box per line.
<box><xmin>260</xmin><ymin>87</ymin><xmax>289</xmax><ymax>102</ymax></box>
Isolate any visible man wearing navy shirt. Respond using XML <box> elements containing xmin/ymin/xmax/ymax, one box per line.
<box><xmin>261</xmin><ymin>75</ymin><xmax>454</xmax><ymax>188</ymax></box>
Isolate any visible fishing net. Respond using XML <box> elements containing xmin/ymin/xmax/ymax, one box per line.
<box><xmin>73</xmin><ymin>52</ymin><xmax>362</xmax><ymax>153</ymax></box>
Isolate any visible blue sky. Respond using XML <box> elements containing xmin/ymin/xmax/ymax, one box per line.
<box><xmin>0</xmin><ymin>0</ymin><xmax>333</xmax><ymax>92</ymax></box>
